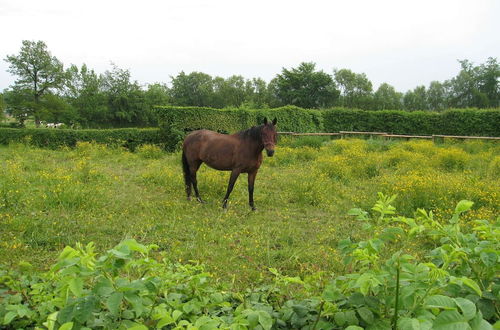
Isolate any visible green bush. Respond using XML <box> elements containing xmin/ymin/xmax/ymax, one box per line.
<box><xmin>155</xmin><ymin>106</ymin><xmax>500</xmax><ymax>150</ymax></box>
<box><xmin>0</xmin><ymin>128</ymin><xmax>164</xmax><ymax>151</ymax></box>
<box><xmin>0</xmin><ymin>198</ymin><xmax>497</xmax><ymax>329</ymax></box>
<box><xmin>154</xmin><ymin>105</ymin><xmax>323</xmax><ymax>133</ymax></box>
<box><xmin>154</xmin><ymin>105</ymin><xmax>324</xmax><ymax>150</ymax></box>
<box><xmin>323</xmin><ymin>108</ymin><xmax>500</xmax><ymax>136</ymax></box>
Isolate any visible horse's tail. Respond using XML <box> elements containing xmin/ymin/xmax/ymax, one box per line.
<box><xmin>181</xmin><ymin>150</ymin><xmax>191</xmax><ymax>189</ymax></box>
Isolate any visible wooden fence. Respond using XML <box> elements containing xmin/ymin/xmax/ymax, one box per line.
<box><xmin>278</xmin><ymin>131</ymin><xmax>500</xmax><ymax>141</ymax></box>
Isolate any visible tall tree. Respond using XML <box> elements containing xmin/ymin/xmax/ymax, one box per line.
<box><xmin>144</xmin><ymin>83</ymin><xmax>170</xmax><ymax>107</ymax></box>
<box><xmin>169</xmin><ymin>71</ymin><xmax>214</xmax><ymax>107</ymax></box>
<box><xmin>476</xmin><ymin>57</ymin><xmax>499</xmax><ymax>107</ymax></box>
<box><xmin>243</xmin><ymin>78</ymin><xmax>273</xmax><ymax>108</ymax></box>
<box><xmin>273</xmin><ymin>62</ymin><xmax>339</xmax><ymax>108</ymax></box>
<box><xmin>102</xmin><ymin>64</ymin><xmax>150</xmax><ymax>126</ymax></box>
<box><xmin>403</xmin><ymin>85</ymin><xmax>428</xmax><ymax>110</ymax></box>
<box><xmin>39</xmin><ymin>93</ymin><xmax>77</xmax><ymax>124</ymax></box>
<box><xmin>427</xmin><ymin>81</ymin><xmax>447</xmax><ymax>111</ymax></box>
<box><xmin>334</xmin><ymin>69</ymin><xmax>373</xmax><ymax>109</ymax></box>
<box><xmin>4</xmin><ymin>40</ymin><xmax>66</xmax><ymax>126</ymax></box>
<box><xmin>212</xmin><ymin>75</ymin><xmax>248</xmax><ymax>108</ymax></box>
<box><xmin>65</xmin><ymin>64</ymin><xmax>109</xmax><ymax>127</ymax></box>
<box><xmin>373</xmin><ymin>83</ymin><xmax>402</xmax><ymax>110</ymax></box>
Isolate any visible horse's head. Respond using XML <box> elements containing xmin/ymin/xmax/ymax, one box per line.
<box><xmin>262</xmin><ymin>117</ymin><xmax>277</xmax><ymax>157</ymax></box>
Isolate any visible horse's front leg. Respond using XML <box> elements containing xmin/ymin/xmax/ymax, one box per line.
<box><xmin>222</xmin><ymin>169</ymin><xmax>241</xmax><ymax>209</ymax></box>
<box><xmin>248</xmin><ymin>170</ymin><xmax>258</xmax><ymax>211</ymax></box>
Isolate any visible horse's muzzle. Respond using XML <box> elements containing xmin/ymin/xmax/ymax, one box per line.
<box><xmin>266</xmin><ymin>149</ymin><xmax>275</xmax><ymax>157</ymax></box>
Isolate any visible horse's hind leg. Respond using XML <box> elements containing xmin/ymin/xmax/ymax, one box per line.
<box><xmin>222</xmin><ymin>169</ymin><xmax>241</xmax><ymax>209</ymax></box>
<box><xmin>189</xmin><ymin>160</ymin><xmax>204</xmax><ymax>203</ymax></box>
<box><xmin>182</xmin><ymin>151</ymin><xmax>193</xmax><ymax>200</ymax></box>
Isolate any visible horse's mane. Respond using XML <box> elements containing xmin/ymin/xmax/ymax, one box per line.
<box><xmin>236</xmin><ymin>125</ymin><xmax>263</xmax><ymax>142</ymax></box>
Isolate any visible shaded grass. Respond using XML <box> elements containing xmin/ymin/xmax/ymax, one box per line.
<box><xmin>0</xmin><ymin>139</ymin><xmax>498</xmax><ymax>289</ymax></box>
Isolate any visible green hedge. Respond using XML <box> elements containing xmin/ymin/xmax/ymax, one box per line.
<box><xmin>0</xmin><ymin>128</ymin><xmax>163</xmax><ymax>150</ymax></box>
<box><xmin>154</xmin><ymin>105</ymin><xmax>324</xmax><ymax>150</ymax></box>
<box><xmin>155</xmin><ymin>106</ymin><xmax>500</xmax><ymax>150</ymax></box>
<box><xmin>322</xmin><ymin>108</ymin><xmax>500</xmax><ymax>136</ymax></box>
<box><xmin>156</xmin><ymin>105</ymin><xmax>500</xmax><ymax>141</ymax></box>
<box><xmin>154</xmin><ymin>105</ymin><xmax>323</xmax><ymax>133</ymax></box>
<box><xmin>3</xmin><ymin>108</ymin><xmax>497</xmax><ymax>151</ymax></box>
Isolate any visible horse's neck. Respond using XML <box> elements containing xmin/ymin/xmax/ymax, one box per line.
<box><xmin>238</xmin><ymin>136</ymin><xmax>263</xmax><ymax>155</ymax></box>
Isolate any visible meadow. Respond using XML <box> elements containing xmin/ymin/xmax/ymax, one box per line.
<box><xmin>1</xmin><ymin>137</ymin><xmax>498</xmax><ymax>289</ymax></box>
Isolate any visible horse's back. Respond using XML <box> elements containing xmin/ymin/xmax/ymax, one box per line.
<box><xmin>183</xmin><ymin>130</ymin><xmax>238</xmax><ymax>170</ymax></box>
<box><xmin>183</xmin><ymin>130</ymin><xmax>230</xmax><ymax>149</ymax></box>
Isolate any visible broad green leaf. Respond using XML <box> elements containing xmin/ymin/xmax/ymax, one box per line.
<box><xmin>476</xmin><ymin>300</ymin><xmax>495</xmax><ymax>321</ymax></box>
<box><xmin>433</xmin><ymin>310</ymin><xmax>469</xmax><ymax>330</ymax></box>
<box><xmin>156</xmin><ymin>314</ymin><xmax>174</xmax><ymax>328</ymax></box>
<box><xmin>345</xmin><ymin>326</ymin><xmax>364</xmax><ymax>330</ymax></box>
<box><xmin>379</xmin><ymin>226</ymin><xmax>405</xmax><ymax>242</ymax></box>
<box><xmin>110</xmin><ymin>246</ymin><xmax>131</xmax><ymax>259</ymax></box>
<box><xmin>75</xmin><ymin>296</ymin><xmax>97</xmax><ymax>324</ymax></box>
<box><xmin>461</xmin><ymin>277</ymin><xmax>482</xmax><ymax>296</ymax></box>
<box><xmin>107</xmin><ymin>292</ymin><xmax>123</xmax><ymax>316</ymax></box>
<box><xmin>245</xmin><ymin>311</ymin><xmax>259</xmax><ymax>328</ymax></box>
<box><xmin>57</xmin><ymin>305</ymin><xmax>75</xmax><ymax>324</ymax></box>
<box><xmin>257</xmin><ymin>311</ymin><xmax>272</xmax><ymax>330</ymax></box>
<box><xmin>3</xmin><ymin>311</ymin><xmax>17</xmax><ymax>325</ymax></box>
<box><xmin>322</xmin><ymin>284</ymin><xmax>343</xmax><ymax>301</ymax></box>
<box><xmin>399</xmin><ymin>317</ymin><xmax>421</xmax><ymax>330</ymax></box>
<box><xmin>334</xmin><ymin>311</ymin><xmax>346</xmax><ymax>326</ymax></box>
<box><xmin>177</xmin><ymin>320</ymin><xmax>192</xmax><ymax>327</ymax></box>
<box><xmin>454</xmin><ymin>298</ymin><xmax>476</xmax><ymax>321</ymax></box>
<box><xmin>172</xmin><ymin>310</ymin><xmax>183</xmax><ymax>321</ymax></box>
<box><xmin>455</xmin><ymin>200</ymin><xmax>474</xmax><ymax>215</ymax></box>
<box><xmin>124</xmin><ymin>292</ymin><xmax>144</xmax><ymax>316</ymax></box>
<box><xmin>68</xmin><ymin>277</ymin><xmax>84</xmax><ymax>297</ymax></box>
<box><xmin>357</xmin><ymin>306</ymin><xmax>374</xmax><ymax>324</ymax></box>
<box><xmin>425</xmin><ymin>295</ymin><xmax>456</xmax><ymax>309</ymax></box>
<box><xmin>355</xmin><ymin>273</ymin><xmax>381</xmax><ymax>296</ymax></box>
<box><xmin>121</xmin><ymin>239</ymin><xmax>149</xmax><ymax>254</ymax></box>
<box><xmin>43</xmin><ymin>311</ymin><xmax>59</xmax><ymax>330</ymax></box>
<box><xmin>59</xmin><ymin>322</ymin><xmax>74</xmax><ymax>330</ymax></box>
<box><xmin>479</xmin><ymin>251</ymin><xmax>497</xmax><ymax>267</ymax></box>
<box><xmin>345</xmin><ymin>310</ymin><xmax>359</xmax><ymax>325</ymax></box>
<box><xmin>93</xmin><ymin>277</ymin><xmax>114</xmax><ymax>295</ymax></box>
<box><xmin>469</xmin><ymin>310</ymin><xmax>492</xmax><ymax>330</ymax></box>
<box><xmin>195</xmin><ymin>316</ymin><xmax>220</xmax><ymax>330</ymax></box>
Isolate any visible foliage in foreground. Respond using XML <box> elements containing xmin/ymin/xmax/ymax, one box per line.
<box><xmin>1</xmin><ymin>196</ymin><xmax>498</xmax><ymax>329</ymax></box>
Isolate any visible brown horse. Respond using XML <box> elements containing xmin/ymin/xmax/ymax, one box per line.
<box><xmin>182</xmin><ymin>117</ymin><xmax>277</xmax><ymax>210</ymax></box>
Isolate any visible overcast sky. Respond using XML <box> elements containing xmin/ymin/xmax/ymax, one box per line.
<box><xmin>1</xmin><ymin>0</ymin><xmax>499</xmax><ymax>92</ymax></box>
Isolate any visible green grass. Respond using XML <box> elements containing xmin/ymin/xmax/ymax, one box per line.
<box><xmin>0</xmin><ymin>138</ymin><xmax>499</xmax><ymax>289</ymax></box>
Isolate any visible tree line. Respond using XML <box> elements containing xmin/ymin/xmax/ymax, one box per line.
<box><xmin>1</xmin><ymin>40</ymin><xmax>499</xmax><ymax>128</ymax></box>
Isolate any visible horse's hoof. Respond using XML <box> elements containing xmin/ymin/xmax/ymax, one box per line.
<box><xmin>222</xmin><ymin>200</ymin><xmax>228</xmax><ymax>209</ymax></box>
<box><xmin>187</xmin><ymin>197</ymin><xmax>192</xmax><ymax>201</ymax></box>
<box><xmin>251</xmin><ymin>207</ymin><xmax>257</xmax><ymax>211</ymax></box>
<box><xmin>196</xmin><ymin>197</ymin><xmax>205</xmax><ymax>203</ymax></box>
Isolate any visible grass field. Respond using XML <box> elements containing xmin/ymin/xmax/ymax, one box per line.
<box><xmin>1</xmin><ymin>137</ymin><xmax>499</xmax><ymax>290</ymax></box>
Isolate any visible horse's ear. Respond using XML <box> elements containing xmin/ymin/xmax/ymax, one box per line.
<box><xmin>263</xmin><ymin>117</ymin><xmax>268</xmax><ymax>125</ymax></box>
<box><xmin>272</xmin><ymin>117</ymin><xmax>277</xmax><ymax>126</ymax></box>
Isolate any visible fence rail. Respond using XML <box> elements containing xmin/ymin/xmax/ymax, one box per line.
<box><xmin>278</xmin><ymin>131</ymin><xmax>500</xmax><ymax>141</ymax></box>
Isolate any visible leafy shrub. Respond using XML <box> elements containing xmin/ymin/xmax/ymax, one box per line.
<box><xmin>0</xmin><ymin>128</ymin><xmax>164</xmax><ymax>151</ymax></box>
<box><xmin>323</xmin><ymin>108</ymin><xmax>500</xmax><ymax>136</ymax></box>
<box><xmin>1</xmin><ymin>197</ymin><xmax>497</xmax><ymax>329</ymax></box>
<box><xmin>154</xmin><ymin>105</ymin><xmax>324</xmax><ymax>150</ymax></box>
